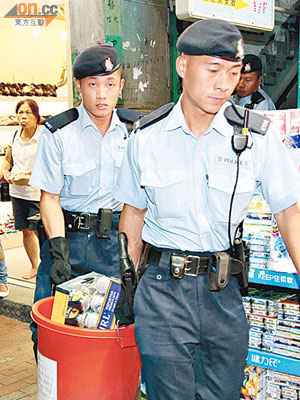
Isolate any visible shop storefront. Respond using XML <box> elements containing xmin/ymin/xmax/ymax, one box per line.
<box><xmin>0</xmin><ymin>0</ymin><xmax>72</xmax><ymax>239</ymax></box>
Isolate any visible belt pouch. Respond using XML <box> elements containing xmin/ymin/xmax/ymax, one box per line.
<box><xmin>170</xmin><ymin>253</ymin><xmax>185</xmax><ymax>279</ymax></box>
<box><xmin>64</xmin><ymin>212</ymin><xmax>77</xmax><ymax>232</ymax></box>
<box><xmin>234</xmin><ymin>238</ymin><xmax>249</xmax><ymax>294</ymax></box>
<box><xmin>96</xmin><ymin>209</ymin><xmax>113</xmax><ymax>239</ymax></box>
<box><xmin>206</xmin><ymin>252</ymin><xmax>230</xmax><ymax>291</ymax></box>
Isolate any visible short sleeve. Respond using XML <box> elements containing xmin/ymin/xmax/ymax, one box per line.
<box><xmin>114</xmin><ymin>133</ymin><xmax>147</xmax><ymax>209</ymax></box>
<box><xmin>260</xmin><ymin>126</ymin><xmax>300</xmax><ymax>214</ymax></box>
<box><xmin>29</xmin><ymin>127</ymin><xmax>64</xmax><ymax>194</ymax></box>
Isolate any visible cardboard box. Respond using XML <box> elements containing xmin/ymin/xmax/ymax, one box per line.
<box><xmin>51</xmin><ymin>272</ymin><xmax>121</xmax><ymax>330</ymax></box>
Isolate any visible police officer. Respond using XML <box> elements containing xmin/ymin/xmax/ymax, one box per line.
<box><xmin>29</xmin><ymin>44</ymin><xmax>138</xmax><ymax>355</ymax></box>
<box><xmin>114</xmin><ymin>20</ymin><xmax>300</xmax><ymax>399</ymax></box>
<box><xmin>233</xmin><ymin>53</ymin><xmax>276</xmax><ymax>110</ymax></box>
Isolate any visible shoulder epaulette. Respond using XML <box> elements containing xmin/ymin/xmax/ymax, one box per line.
<box><xmin>116</xmin><ymin>108</ymin><xmax>145</xmax><ymax>124</ymax></box>
<box><xmin>133</xmin><ymin>102</ymin><xmax>174</xmax><ymax>131</ymax></box>
<box><xmin>43</xmin><ymin>108</ymin><xmax>79</xmax><ymax>133</ymax></box>
<box><xmin>224</xmin><ymin>104</ymin><xmax>271</xmax><ymax>135</ymax></box>
<box><xmin>251</xmin><ymin>91</ymin><xmax>265</xmax><ymax>106</ymax></box>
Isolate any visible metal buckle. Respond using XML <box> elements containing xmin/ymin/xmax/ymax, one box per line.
<box><xmin>78</xmin><ymin>213</ymin><xmax>90</xmax><ymax>230</ymax></box>
<box><xmin>184</xmin><ymin>255</ymin><xmax>201</xmax><ymax>276</ymax></box>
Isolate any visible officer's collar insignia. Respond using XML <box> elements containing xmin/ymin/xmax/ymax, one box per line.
<box><xmin>244</xmin><ymin>63</ymin><xmax>251</xmax><ymax>72</ymax></box>
<box><xmin>236</xmin><ymin>38</ymin><xmax>244</xmax><ymax>60</ymax></box>
<box><xmin>105</xmin><ymin>57</ymin><xmax>114</xmax><ymax>72</ymax></box>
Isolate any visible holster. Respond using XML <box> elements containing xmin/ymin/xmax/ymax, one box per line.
<box><xmin>96</xmin><ymin>209</ymin><xmax>113</xmax><ymax>239</ymax></box>
<box><xmin>233</xmin><ymin>238</ymin><xmax>249</xmax><ymax>295</ymax></box>
<box><xmin>206</xmin><ymin>252</ymin><xmax>231</xmax><ymax>291</ymax></box>
<box><xmin>119</xmin><ymin>233</ymin><xmax>137</xmax><ymax>314</ymax></box>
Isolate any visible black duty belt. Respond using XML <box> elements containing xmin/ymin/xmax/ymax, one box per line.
<box><xmin>63</xmin><ymin>209</ymin><xmax>121</xmax><ymax>238</ymax></box>
<box><xmin>64</xmin><ymin>210</ymin><xmax>98</xmax><ymax>231</ymax></box>
<box><xmin>146</xmin><ymin>245</ymin><xmax>210</xmax><ymax>275</ymax></box>
<box><xmin>145</xmin><ymin>244</ymin><xmax>242</xmax><ymax>277</ymax></box>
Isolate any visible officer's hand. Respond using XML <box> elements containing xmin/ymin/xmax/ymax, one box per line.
<box><xmin>48</xmin><ymin>236</ymin><xmax>72</xmax><ymax>285</ymax></box>
<box><xmin>114</xmin><ymin>286</ymin><xmax>134</xmax><ymax>326</ymax></box>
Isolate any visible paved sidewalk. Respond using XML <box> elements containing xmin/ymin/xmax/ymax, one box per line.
<box><xmin>0</xmin><ymin>244</ymin><xmax>35</xmax><ymax>323</ymax></box>
<box><xmin>0</xmin><ymin>315</ymin><xmax>37</xmax><ymax>399</ymax></box>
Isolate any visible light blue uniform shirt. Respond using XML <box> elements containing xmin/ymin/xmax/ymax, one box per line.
<box><xmin>114</xmin><ymin>98</ymin><xmax>299</xmax><ymax>252</ymax></box>
<box><xmin>30</xmin><ymin>104</ymin><xmax>128</xmax><ymax>213</ymax></box>
<box><xmin>234</xmin><ymin>87</ymin><xmax>276</xmax><ymax>110</ymax></box>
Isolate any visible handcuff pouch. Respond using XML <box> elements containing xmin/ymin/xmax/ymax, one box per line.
<box><xmin>206</xmin><ymin>252</ymin><xmax>231</xmax><ymax>291</ymax></box>
<box><xmin>96</xmin><ymin>209</ymin><xmax>113</xmax><ymax>239</ymax></box>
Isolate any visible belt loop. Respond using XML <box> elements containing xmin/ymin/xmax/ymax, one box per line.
<box><xmin>137</xmin><ymin>242</ymin><xmax>150</xmax><ymax>281</ymax></box>
<box><xmin>160</xmin><ymin>249</ymin><xmax>172</xmax><ymax>265</ymax></box>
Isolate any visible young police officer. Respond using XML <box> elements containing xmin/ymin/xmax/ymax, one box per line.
<box><xmin>234</xmin><ymin>53</ymin><xmax>276</xmax><ymax>110</ymax></box>
<box><xmin>114</xmin><ymin>20</ymin><xmax>300</xmax><ymax>399</ymax></box>
<box><xmin>29</xmin><ymin>44</ymin><xmax>136</xmax><ymax>355</ymax></box>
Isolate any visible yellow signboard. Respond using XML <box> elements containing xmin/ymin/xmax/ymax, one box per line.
<box><xmin>176</xmin><ymin>0</ymin><xmax>274</xmax><ymax>31</ymax></box>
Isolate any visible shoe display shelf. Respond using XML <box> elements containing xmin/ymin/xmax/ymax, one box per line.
<box><xmin>246</xmin><ymin>266</ymin><xmax>300</xmax><ymax>380</ymax></box>
<box><xmin>0</xmin><ymin>96</ymin><xmax>69</xmax><ymax>145</ymax></box>
<box><xmin>0</xmin><ymin>95</ymin><xmax>69</xmax><ymax>119</ymax></box>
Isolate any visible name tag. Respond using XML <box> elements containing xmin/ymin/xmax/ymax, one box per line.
<box><xmin>216</xmin><ymin>155</ymin><xmax>249</xmax><ymax>168</ymax></box>
<box><xmin>116</xmin><ymin>145</ymin><xmax>125</xmax><ymax>152</ymax></box>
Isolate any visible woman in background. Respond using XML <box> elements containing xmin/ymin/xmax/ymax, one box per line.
<box><xmin>1</xmin><ymin>99</ymin><xmax>42</xmax><ymax>279</ymax></box>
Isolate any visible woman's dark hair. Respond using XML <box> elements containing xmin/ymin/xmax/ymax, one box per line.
<box><xmin>15</xmin><ymin>99</ymin><xmax>41</xmax><ymax>125</ymax></box>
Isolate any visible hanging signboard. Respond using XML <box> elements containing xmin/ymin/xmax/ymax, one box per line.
<box><xmin>176</xmin><ymin>0</ymin><xmax>274</xmax><ymax>31</ymax></box>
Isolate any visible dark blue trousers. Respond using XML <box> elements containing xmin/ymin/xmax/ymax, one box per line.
<box><xmin>134</xmin><ymin>250</ymin><xmax>249</xmax><ymax>400</ymax></box>
<box><xmin>30</xmin><ymin>215</ymin><xmax>119</xmax><ymax>347</ymax></box>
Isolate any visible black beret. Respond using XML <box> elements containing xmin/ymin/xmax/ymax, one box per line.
<box><xmin>177</xmin><ymin>19</ymin><xmax>244</xmax><ymax>61</ymax></box>
<box><xmin>241</xmin><ymin>54</ymin><xmax>262</xmax><ymax>74</ymax></box>
<box><xmin>73</xmin><ymin>44</ymin><xmax>121</xmax><ymax>79</ymax></box>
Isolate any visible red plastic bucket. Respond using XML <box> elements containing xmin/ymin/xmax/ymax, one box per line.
<box><xmin>31</xmin><ymin>296</ymin><xmax>141</xmax><ymax>400</ymax></box>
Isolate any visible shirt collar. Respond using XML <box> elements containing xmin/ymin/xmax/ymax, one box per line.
<box><xmin>165</xmin><ymin>96</ymin><xmax>231</xmax><ymax>138</ymax></box>
<box><xmin>209</xmin><ymin>102</ymin><xmax>232</xmax><ymax>138</ymax></box>
<box><xmin>164</xmin><ymin>96</ymin><xmax>191</xmax><ymax>134</ymax></box>
<box><xmin>109</xmin><ymin>109</ymin><xmax>123</xmax><ymax>132</ymax></box>
<box><xmin>78</xmin><ymin>104</ymin><xmax>123</xmax><ymax>134</ymax></box>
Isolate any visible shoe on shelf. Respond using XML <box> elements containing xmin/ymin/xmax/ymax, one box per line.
<box><xmin>0</xmin><ymin>284</ymin><xmax>9</xmax><ymax>298</ymax></box>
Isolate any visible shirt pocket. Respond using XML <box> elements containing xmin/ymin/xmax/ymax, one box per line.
<box><xmin>115</xmin><ymin>144</ymin><xmax>125</xmax><ymax>168</ymax></box>
<box><xmin>113</xmin><ymin>146</ymin><xmax>126</xmax><ymax>187</ymax></box>
<box><xmin>207</xmin><ymin>173</ymin><xmax>255</xmax><ymax>223</ymax></box>
<box><xmin>141</xmin><ymin>169</ymin><xmax>185</xmax><ymax>219</ymax></box>
<box><xmin>63</xmin><ymin>160</ymin><xmax>97</xmax><ymax>196</ymax></box>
